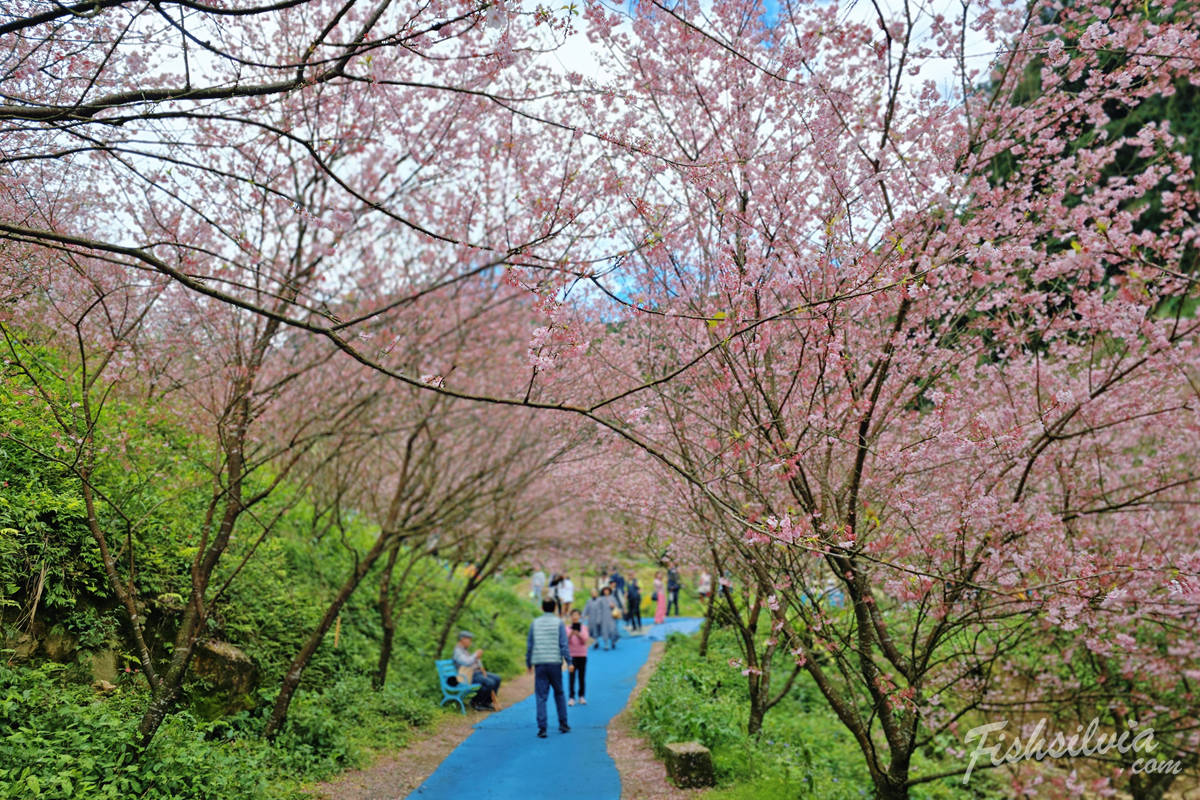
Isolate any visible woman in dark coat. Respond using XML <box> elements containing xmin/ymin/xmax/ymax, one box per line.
<box><xmin>625</xmin><ymin>578</ymin><xmax>643</xmax><ymax>631</ymax></box>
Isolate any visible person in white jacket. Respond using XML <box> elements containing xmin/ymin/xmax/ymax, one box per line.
<box><xmin>557</xmin><ymin>573</ymin><xmax>575</xmax><ymax>616</ymax></box>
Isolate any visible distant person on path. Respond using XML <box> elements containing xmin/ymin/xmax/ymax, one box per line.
<box><xmin>531</xmin><ymin>566</ymin><xmax>546</xmax><ymax>600</ymax></box>
<box><xmin>607</xmin><ymin>578</ymin><xmax>625</xmax><ymax>619</ymax></box>
<box><xmin>697</xmin><ymin>570</ymin><xmax>712</xmax><ymax>600</ymax></box>
<box><xmin>452</xmin><ymin>631</ymin><xmax>501</xmax><ymax>711</ymax></box>
<box><xmin>609</xmin><ymin>566</ymin><xmax>626</xmax><ymax>600</ymax></box>
<box><xmin>626</xmin><ymin>577</ymin><xmax>643</xmax><ymax>631</ymax></box>
<box><xmin>558</xmin><ymin>573</ymin><xmax>576</xmax><ymax>617</ymax></box>
<box><xmin>584</xmin><ymin>588</ymin><xmax>605</xmax><ymax>650</ymax></box>
<box><xmin>653</xmin><ymin>572</ymin><xmax>667</xmax><ymax>625</ymax></box>
<box><xmin>598</xmin><ymin>586</ymin><xmax>620</xmax><ymax>649</ymax></box>
<box><xmin>549</xmin><ymin>573</ymin><xmax>563</xmax><ymax>614</ymax></box>
<box><xmin>566</xmin><ymin>609</ymin><xmax>589</xmax><ymax>706</ymax></box>
<box><xmin>526</xmin><ymin>597</ymin><xmax>573</xmax><ymax>738</ymax></box>
<box><xmin>667</xmin><ymin>564</ymin><xmax>681</xmax><ymax>616</ymax></box>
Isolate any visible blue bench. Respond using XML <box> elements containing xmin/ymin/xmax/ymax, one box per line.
<box><xmin>436</xmin><ymin>659</ymin><xmax>481</xmax><ymax>714</ymax></box>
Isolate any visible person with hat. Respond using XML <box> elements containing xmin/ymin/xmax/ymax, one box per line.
<box><xmin>452</xmin><ymin>630</ymin><xmax>501</xmax><ymax>711</ymax></box>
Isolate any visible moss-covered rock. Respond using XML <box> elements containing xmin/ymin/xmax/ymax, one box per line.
<box><xmin>664</xmin><ymin>740</ymin><xmax>715</xmax><ymax>788</ymax></box>
<box><xmin>191</xmin><ymin>639</ymin><xmax>259</xmax><ymax>718</ymax></box>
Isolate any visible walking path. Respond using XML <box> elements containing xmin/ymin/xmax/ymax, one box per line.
<box><xmin>408</xmin><ymin>618</ymin><xmax>702</xmax><ymax>800</ymax></box>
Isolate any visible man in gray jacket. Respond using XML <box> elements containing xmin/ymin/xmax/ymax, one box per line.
<box><xmin>526</xmin><ymin>597</ymin><xmax>573</xmax><ymax>738</ymax></box>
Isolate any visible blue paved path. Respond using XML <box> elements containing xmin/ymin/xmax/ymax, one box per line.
<box><xmin>410</xmin><ymin>617</ymin><xmax>701</xmax><ymax>800</ymax></box>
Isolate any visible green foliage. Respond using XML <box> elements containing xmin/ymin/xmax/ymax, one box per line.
<box><xmin>635</xmin><ymin>630</ymin><xmax>1007</xmax><ymax>799</ymax></box>
<box><xmin>0</xmin><ymin>341</ymin><xmax>215</xmax><ymax>636</ymax></box>
<box><xmin>0</xmin><ymin>663</ymin><xmax>272</xmax><ymax>800</ymax></box>
<box><xmin>60</xmin><ymin>609</ymin><xmax>119</xmax><ymax>651</ymax></box>
<box><xmin>0</xmin><ymin>565</ymin><xmax>534</xmax><ymax>799</ymax></box>
<box><xmin>0</xmin><ymin>333</ymin><xmax>540</xmax><ymax>798</ymax></box>
<box><xmin>268</xmin><ymin>673</ymin><xmax>437</xmax><ymax>776</ymax></box>
<box><xmin>636</xmin><ymin>633</ymin><xmax>747</xmax><ymax>758</ymax></box>
<box><xmin>0</xmin><ymin>371</ymin><xmax>102</xmax><ymax>623</ymax></box>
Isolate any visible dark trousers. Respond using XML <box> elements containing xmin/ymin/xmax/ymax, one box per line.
<box><xmin>534</xmin><ymin>663</ymin><xmax>568</xmax><ymax>732</ymax></box>
<box><xmin>569</xmin><ymin>656</ymin><xmax>587</xmax><ymax>698</ymax></box>
<box><xmin>668</xmin><ymin>587</ymin><xmax>680</xmax><ymax>616</ymax></box>
<box><xmin>472</xmin><ymin>670</ymin><xmax>501</xmax><ymax>706</ymax></box>
<box><xmin>627</xmin><ymin>598</ymin><xmax>642</xmax><ymax>629</ymax></box>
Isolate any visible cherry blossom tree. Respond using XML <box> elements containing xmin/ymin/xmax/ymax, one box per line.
<box><xmin>264</xmin><ymin>393</ymin><xmax>590</xmax><ymax>735</ymax></box>
<box><xmin>4</xmin><ymin>0</ymin><xmax>1200</xmax><ymax>795</ymax></box>
<box><xmin>0</xmin><ymin>240</ymin><xmax>387</xmax><ymax>746</ymax></box>
<box><xmin>549</xmin><ymin>0</ymin><xmax>1200</xmax><ymax>796</ymax></box>
<box><xmin>1</xmin><ymin>0</ymin><xmax>606</xmax><ymax>747</ymax></box>
<box><xmin>0</xmin><ymin>0</ymin><xmax>612</xmax><ymax>384</ymax></box>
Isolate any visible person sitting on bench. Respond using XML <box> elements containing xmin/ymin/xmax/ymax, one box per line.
<box><xmin>453</xmin><ymin>630</ymin><xmax>501</xmax><ymax>711</ymax></box>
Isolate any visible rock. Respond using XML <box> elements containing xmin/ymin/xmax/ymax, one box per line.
<box><xmin>664</xmin><ymin>741</ymin><xmax>716</xmax><ymax>788</ymax></box>
<box><xmin>92</xmin><ymin>679</ymin><xmax>117</xmax><ymax>694</ymax></box>
<box><xmin>9</xmin><ymin>633</ymin><xmax>37</xmax><ymax>661</ymax></box>
<box><xmin>193</xmin><ymin>640</ymin><xmax>257</xmax><ymax>693</ymax></box>
<box><xmin>191</xmin><ymin>640</ymin><xmax>258</xmax><ymax>718</ymax></box>
<box><xmin>43</xmin><ymin>629</ymin><xmax>78</xmax><ymax>662</ymax></box>
<box><xmin>90</xmin><ymin>648</ymin><xmax>119</xmax><ymax>683</ymax></box>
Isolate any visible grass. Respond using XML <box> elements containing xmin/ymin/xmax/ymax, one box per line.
<box><xmin>0</xmin><ymin>571</ymin><xmax>539</xmax><ymax>800</ymax></box>
<box><xmin>634</xmin><ymin>628</ymin><xmax>1011</xmax><ymax>799</ymax></box>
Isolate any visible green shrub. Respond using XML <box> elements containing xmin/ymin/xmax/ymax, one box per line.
<box><xmin>0</xmin><ymin>338</ymin><xmax>540</xmax><ymax>798</ymax></box>
<box><xmin>0</xmin><ymin>664</ymin><xmax>272</xmax><ymax>800</ymax></box>
<box><xmin>0</xmin><ymin>566</ymin><xmax>535</xmax><ymax>798</ymax></box>
<box><xmin>635</xmin><ymin>629</ymin><xmax>1008</xmax><ymax>799</ymax></box>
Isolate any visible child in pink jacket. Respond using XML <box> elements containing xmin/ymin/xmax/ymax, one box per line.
<box><xmin>566</xmin><ymin>609</ymin><xmax>589</xmax><ymax>706</ymax></box>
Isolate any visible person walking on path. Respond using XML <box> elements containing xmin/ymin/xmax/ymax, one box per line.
<box><xmin>531</xmin><ymin>566</ymin><xmax>546</xmax><ymax>600</ymax></box>
<box><xmin>666</xmin><ymin>564</ymin><xmax>681</xmax><ymax>616</ymax></box>
<box><xmin>625</xmin><ymin>577</ymin><xmax>642</xmax><ymax>631</ymax></box>
<box><xmin>607</xmin><ymin>578</ymin><xmax>625</xmax><ymax>617</ymax></box>
<box><xmin>526</xmin><ymin>597</ymin><xmax>573</xmax><ymax>738</ymax></box>
<box><xmin>608</xmin><ymin>567</ymin><xmax>626</xmax><ymax>609</ymax></box>
<box><xmin>583</xmin><ymin>588</ymin><xmax>605</xmax><ymax>650</ymax></box>
<box><xmin>548</xmin><ymin>573</ymin><xmax>562</xmax><ymax>614</ymax></box>
<box><xmin>653</xmin><ymin>572</ymin><xmax>667</xmax><ymax>625</ymax></box>
<box><xmin>566</xmin><ymin>609</ymin><xmax>589</xmax><ymax>706</ymax></box>
<box><xmin>597</xmin><ymin>586</ymin><xmax>621</xmax><ymax>649</ymax></box>
<box><xmin>558</xmin><ymin>573</ymin><xmax>576</xmax><ymax>617</ymax></box>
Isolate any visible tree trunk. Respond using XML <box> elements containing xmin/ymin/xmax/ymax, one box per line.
<box><xmin>136</xmin><ymin>688</ymin><xmax>180</xmax><ymax>748</ymax></box>
<box><xmin>264</xmin><ymin>531</ymin><xmax>391</xmax><ymax>738</ymax></box>
<box><xmin>435</xmin><ymin>574</ymin><xmax>480</xmax><ymax>658</ymax></box>
<box><xmin>79</xmin><ymin>479</ymin><xmax>160</xmax><ymax>694</ymax></box>
<box><xmin>373</xmin><ymin>544</ymin><xmax>401</xmax><ymax>690</ymax></box>
<box><xmin>375</xmin><ymin>543</ymin><xmax>430</xmax><ymax>689</ymax></box>
<box><xmin>747</xmin><ymin>694</ymin><xmax>766</xmax><ymax>736</ymax></box>
<box><xmin>698</xmin><ymin>552</ymin><xmax>720</xmax><ymax>658</ymax></box>
<box><xmin>874</xmin><ymin>779</ymin><xmax>909</xmax><ymax>800</ymax></box>
<box><xmin>433</xmin><ymin>538</ymin><xmax>506</xmax><ymax>657</ymax></box>
<box><xmin>135</xmin><ymin>611</ymin><xmax>199</xmax><ymax>744</ymax></box>
<box><xmin>135</xmin><ymin>480</ymin><xmax>246</xmax><ymax>746</ymax></box>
